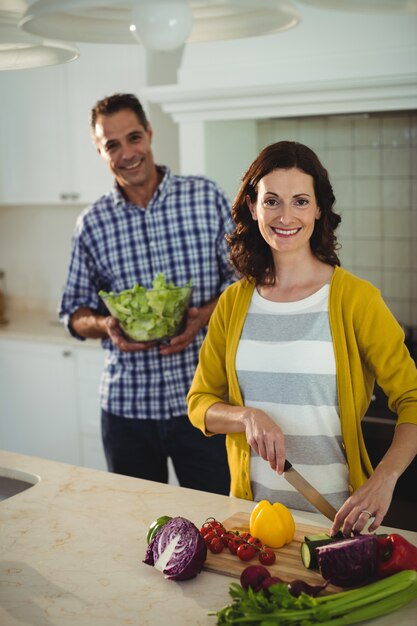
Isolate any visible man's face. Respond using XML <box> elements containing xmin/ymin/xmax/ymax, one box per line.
<box><xmin>94</xmin><ymin>108</ymin><xmax>155</xmax><ymax>190</ymax></box>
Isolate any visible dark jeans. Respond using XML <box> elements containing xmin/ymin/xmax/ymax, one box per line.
<box><xmin>101</xmin><ymin>410</ymin><xmax>230</xmax><ymax>496</ymax></box>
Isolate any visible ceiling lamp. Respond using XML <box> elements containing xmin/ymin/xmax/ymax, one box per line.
<box><xmin>19</xmin><ymin>0</ymin><xmax>301</xmax><ymax>52</ymax></box>
<box><xmin>0</xmin><ymin>1</ymin><xmax>79</xmax><ymax>70</ymax></box>
<box><xmin>297</xmin><ymin>1</ymin><xmax>417</xmax><ymax>12</ymax></box>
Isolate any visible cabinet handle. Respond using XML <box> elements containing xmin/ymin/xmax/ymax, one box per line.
<box><xmin>60</xmin><ymin>193</ymin><xmax>80</xmax><ymax>202</ymax></box>
<box><xmin>62</xmin><ymin>350</ymin><xmax>72</xmax><ymax>358</ymax></box>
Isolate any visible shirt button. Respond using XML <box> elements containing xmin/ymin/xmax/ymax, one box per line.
<box><xmin>149</xmin><ymin>240</ymin><xmax>156</xmax><ymax>248</ymax></box>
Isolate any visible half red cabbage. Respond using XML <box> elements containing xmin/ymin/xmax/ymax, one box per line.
<box><xmin>317</xmin><ymin>534</ymin><xmax>378</xmax><ymax>587</ymax></box>
<box><xmin>143</xmin><ymin>516</ymin><xmax>207</xmax><ymax>580</ymax></box>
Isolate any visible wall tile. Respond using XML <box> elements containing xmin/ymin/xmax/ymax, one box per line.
<box><xmin>338</xmin><ymin>237</ymin><xmax>355</xmax><ymax>267</ymax></box>
<box><xmin>332</xmin><ymin>179</ymin><xmax>354</xmax><ymax>208</ymax></box>
<box><xmin>298</xmin><ymin>118</ymin><xmax>327</xmax><ymax>149</ymax></box>
<box><xmin>355</xmin><ymin>267</ymin><xmax>383</xmax><ymax>290</ymax></box>
<box><xmin>327</xmin><ymin>148</ymin><xmax>353</xmax><ymax>177</ymax></box>
<box><xmin>385</xmin><ymin>299</ymin><xmax>411</xmax><ymax>325</ymax></box>
<box><xmin>355</xmin><ymin>239</ymin><xmax>382</xmax><ymax>268</ymax></box>
<box><xmin>258</xmin><ymin>111</ymin><xmax>415</xmax><ymax>320</ymax></box>
<box><xmin>382</xmin><ymin>208</ymin><xmax>412</xmax><ymax>239</ymax></box>
<box><xmin>382</xmin><ymin>147</ymin><xmax>411</xmax><ymax>176</ymax></box>
<box><xmin>353</xmin><ymin>116</ymin><xmax>381</xmax><ymax>147</ymax></box>
<box><xmin>382</xmin><ymin>178</ymin><xmax>411</xmax><ymax>209</ymax></box>
<box><xmin>338</xmin><ymin>208</ymin><xmax>355</xmax><ymax>238</ymax></box>
<box><xmin>382</xmin><ymin>240</ymin><xmax>411</xmax><ymax>269</ymax></box>
<box><xmin>382</xmin><ymin>114</ymin><xmax>411</xmax><ymax>146</ymax></box>
<box><xmin>327</xmin><ymin>118</ymin><xmax>353</xmax><ymax>148</ymax></box>
<box><xmin>411</xmin><ymin>114</ymin><xmax>417</xmax><ymax>147</ymax></box>
<box><xmin>354</xmin><ymin>148</ymin><xmax>381</xmax><ymax>177</ymax></box>
<box><xmin>353</xmin><ymin>179</ymin><xmax>381</xmax><ymax>208</ymax></box>
<box><xmin>383</xmin><ymin>270</ymin><xmax>411</xmax><ymax>299</ymax></box>
<box><xmin>354</xmin><ymin>208</ymin><xmax>382</xmax><ymax>238</ymax></box>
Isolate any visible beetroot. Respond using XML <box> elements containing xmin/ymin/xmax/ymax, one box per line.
<box><xmin>240</xmin><ymin>565</ymin><xmax>271</xmax><ymax>591</ymax></box>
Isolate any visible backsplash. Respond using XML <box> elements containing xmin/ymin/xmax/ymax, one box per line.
<box><xmin>258</xmin><ymin>111</ymin><xmax>417</xmax><ymax>326</ymax></box>
<box><xmin>0</xmin><ymin>203</ymin><xmax>82</xmax><ymax>317</ymax></box>
<box><xmin>0</xmin><ymin>111</ymin><xmax>416</xmax><ymax>326</ymax></box>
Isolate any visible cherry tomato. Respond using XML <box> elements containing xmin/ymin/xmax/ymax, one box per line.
<box><xmin>237</xmin><ymin>543</ymin><xmax>257</xmax><ymax>561</ymax></box>
<box><xmin>208</xmin><ymin>537</ymin><xmax>224</xmax><ymax>554</ymax></box>
<box><xmin>204</xmin><ymin>530</ymin><xmax>216</xmax><ymax>545</ymax></box>
<box><xmin>259</xmin><ymin>548</ymin><xmax>276</xmax><ymax>566</ymax></box>
<box><xmin>239</xmin><ymin>532</ymin><xmax>252</xmax><ymax>541</ymax></box>
<box><xmin>228</xmin><ymin>537</ymin><xmax>245</xmax><ymax>555</ymax></box>
<box><xmin>220</xmin><ymin>531</ymin><xmax>235</xmax><ymax>546</ymax></box>
<box><xmin>200</xmin><ymin>525</ymin><xmax>212</xmax><ymax>537</ymax></box>
<box><xmin>248</xmin><ymin>536</ymin><xmax>263</xmax><ymax>548</ymax></box>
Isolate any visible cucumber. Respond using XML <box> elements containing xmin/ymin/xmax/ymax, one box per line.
<box><xmin>301</xmin><ymin>537</ymin><xmax>340</xmax><ymax>569</ymax></box>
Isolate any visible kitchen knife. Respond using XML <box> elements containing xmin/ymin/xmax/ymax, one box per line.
<box><xmin>283</xmin><ymin>459</ymin><xmax>337</xmax><ymax>521</ymax></box>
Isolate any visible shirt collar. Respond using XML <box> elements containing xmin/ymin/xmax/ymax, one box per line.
<box><xmin>111</xmin><ymin>165</ymin><xmax>171</xmax><ymax>209</ymax></box>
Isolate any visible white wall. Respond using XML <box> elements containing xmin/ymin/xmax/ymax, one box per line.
<box><xmin>177</xmin><ymin>2</ymin><xmax>417</xmax><ymax>89</ymax></box>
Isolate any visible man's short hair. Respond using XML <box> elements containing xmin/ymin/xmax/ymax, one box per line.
<box><xmin>90</xmin><ymin>93</ymin><xmax>149</xmax><ymax>138</ymax></box>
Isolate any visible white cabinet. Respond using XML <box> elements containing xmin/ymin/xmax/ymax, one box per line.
<box><xmin>0</xmin><ymin>44</ymin><xmax>145</xmax><ymax>205</ymax></box>
<box><xmin>76</xmin><ymin>346</ymin><xmax>107</xmax><ymax>471</ymax></box>
<box><xmin>0</xmin><ymin>338</ymin><xmax>106</xmax><ymax>471</ymax></box>
<box><xmin>0</xmin><ymin>339</ymin><xmax>80</xmax><ymax>465</ymax></box>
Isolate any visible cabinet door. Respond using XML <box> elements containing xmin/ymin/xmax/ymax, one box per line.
<box><xmin>76</xmin><ymin>346</ymin><xmax>107</xmax><ymax>471</ymax></box>
<box><xmin>0</xmin><ymin>67</ymin><xmax>69</xmax><ymax>204</ymax></box>
<box><xmin>0</xmin><ymin>44</ymin><xmax>145</xmax><ymax>205</ymax></box>
<box><xmin>0</xmin><ymin>340</ymin><xmax>80</xmax><ymax>465</ymax></box>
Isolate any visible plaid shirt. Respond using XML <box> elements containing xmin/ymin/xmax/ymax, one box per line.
<box><xmin>59</xmin><ymin>167</ymin><xmax>235</xmax><ymax>419</ymax></box>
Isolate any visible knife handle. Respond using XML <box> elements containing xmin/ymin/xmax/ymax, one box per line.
<box><xmin>284</xmin><ymin>459</ymin><xmax>292</xmax><ymax>472</ymax></box>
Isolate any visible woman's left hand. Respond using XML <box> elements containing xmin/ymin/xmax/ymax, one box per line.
<box><xmin>330</xmin><ymin>468</ymin><xmax>395</xmax><ymax>536</ymax></box>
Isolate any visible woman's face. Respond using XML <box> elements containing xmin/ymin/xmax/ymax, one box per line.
<box><xmin>247</xmin><ymin>167</ymin><xmax>321</xmax><ymax>257</ymax></box>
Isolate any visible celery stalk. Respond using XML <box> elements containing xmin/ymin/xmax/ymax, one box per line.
<box><xmin>214</xmin><ymin>570</ymin><xmax>417</xmax><ymax>625</ymax></box>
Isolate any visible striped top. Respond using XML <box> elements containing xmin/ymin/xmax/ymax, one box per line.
<box><xmin>235</xmin><ymin>284</ymin><xmax>349</xmax><ymax>512</ymax></box>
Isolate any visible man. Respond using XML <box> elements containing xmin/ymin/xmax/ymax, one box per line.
<box><xmin>59</xmin><ymin>93</ymin><xmax>235</xmax><ymax>494</ymax></box>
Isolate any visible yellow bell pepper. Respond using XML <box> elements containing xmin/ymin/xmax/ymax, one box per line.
<box><xmin>249</xmin><ymin>500</ymin><xmax>295</xmax><ymax>549</ymax></box>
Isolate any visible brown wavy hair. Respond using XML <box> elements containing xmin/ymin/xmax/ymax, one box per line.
<box><xmin>227</xmin><ymin>141</ymin><xmax>341</xmax><ymax>284</ymax></box>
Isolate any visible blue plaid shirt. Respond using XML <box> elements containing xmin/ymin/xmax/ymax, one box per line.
<box><xmin>59</xmin><ymin>166</ymin><xmax>235</xmax><ymax>419</ymax></box>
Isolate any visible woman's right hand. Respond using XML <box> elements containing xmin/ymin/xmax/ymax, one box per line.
<box><xmin>241</xmin><ymin>407</ymin><xmax>286</xmax><ymax>474</ymax></box>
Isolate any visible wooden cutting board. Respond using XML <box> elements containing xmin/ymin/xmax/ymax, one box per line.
<box><xmin>203</xmin><ymin>512</ymin><xmax>342</xmax><ymax>592</ymax></box>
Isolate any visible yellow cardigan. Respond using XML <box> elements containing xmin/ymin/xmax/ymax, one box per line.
<box><xmin>187</xmin><ymin>266</ymin><xmax>417</xmax><ymax>501</ymax></box>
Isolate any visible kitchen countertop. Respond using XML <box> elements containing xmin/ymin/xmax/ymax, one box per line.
<box><xmin>0</xmin><ymin>310</ymin><xmax>99</xmax><ymax>349</ymax></box>
<box><xmin>1</xmin><ymin>450</ymin><xmax>416</xmax><ymax>626</ymax></box>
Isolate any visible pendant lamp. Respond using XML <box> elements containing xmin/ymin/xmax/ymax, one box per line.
<box><xmin>19</xmin><ymin>0</ymin><xmax>301</xmax><ymax>52</ymax></box>
<box><xmin>297</xmin><ymin>1</ymin><xmax>417</xmax><ymax>13</ymax></box>
<box><xmin>0</xmin><ymin>1</ymin><xmax>79</xmax><ymax>70</ymax></box>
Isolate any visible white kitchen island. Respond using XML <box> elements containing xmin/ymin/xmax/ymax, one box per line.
<box><xmin>1</xmin><ymin>450</ymin><xmax>416</xmax><ymax>626</ymax></box>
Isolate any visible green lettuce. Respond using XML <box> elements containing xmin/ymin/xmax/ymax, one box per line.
<box><xmin>99</xmin><ymin>273</ymin><xmax>193</xmax><ymax>342</ymax></box>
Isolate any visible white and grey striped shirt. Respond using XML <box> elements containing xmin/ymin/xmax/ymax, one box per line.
<box><xmin>236</xmin><ymin>284</ymin><xmax>349</xmax><ymax>512</ymax></box>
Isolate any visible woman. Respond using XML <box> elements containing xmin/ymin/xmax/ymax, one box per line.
<box><xmin>187</xmin><ymin>140</ymin><xmax>417</xmax><ymax>536</ymax></box>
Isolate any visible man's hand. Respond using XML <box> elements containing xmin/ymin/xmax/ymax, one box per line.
<box><xmin>159</xmin><ymin>307</ymin><xmax>204</xmax><ymax>355</ymax></box>
<box><xmin>104</xmin><ymin>316</ymin><xmax>157</xmax><ymax>352</ymax></box>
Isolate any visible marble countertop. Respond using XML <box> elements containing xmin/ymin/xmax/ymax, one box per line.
<box><xmin>1</xmin><ymin>450</ymin><xmax>416</xmax><ymax>626</ymax></box>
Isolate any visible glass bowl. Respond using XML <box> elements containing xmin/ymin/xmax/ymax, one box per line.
<box><xmin>100</xmin><ymin>285</ymin><xmax>193</xmax><ymax>343</ymax></box>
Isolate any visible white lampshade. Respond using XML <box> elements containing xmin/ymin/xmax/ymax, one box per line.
<box><xmin>19</xmin><ymin>0</ymin><xmax>301</xmax><ymax>50</ymax></box>
<box><xmin>0</xmin><ymin>2</ymin><xmax>79</xmax><ymax>70</ymax></box>
<box><xmin>297</xmin><ymin>0</ymin><xmax>417</xmax><ymax>12</ymax></box>
<box><xmin>130</xmin><ymin>1</ymin><xmax>193</xmax><ymax>51</ymax></box>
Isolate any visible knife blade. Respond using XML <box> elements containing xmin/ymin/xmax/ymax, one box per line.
<box><xmin>283</xmin><ymin>459</ymin><xmax>337</xmax><ymax>521</ymax></box>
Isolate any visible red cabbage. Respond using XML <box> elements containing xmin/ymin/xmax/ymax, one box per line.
<box><xmin>143</xmin><ymin>516</ymin><xmax>207</xmax><ymax>580</ymax></box>
<box><xmin>317</xmin><ymin>534</ymin><xmax>378</xmax><ymax>587</ymax></box>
